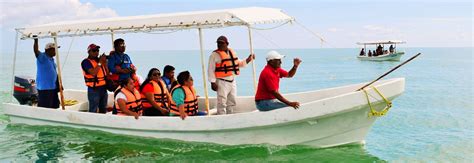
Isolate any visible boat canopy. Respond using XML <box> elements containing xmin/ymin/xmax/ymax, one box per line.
<box><xmin>356</xmin><ymin>40</ymin><xmax>406</xmax><ymax>45</ymax></box>
<box><xmin>16</xmin><ymin>7</ymin><xmax>294</xmax><ymax>39</ymax></box>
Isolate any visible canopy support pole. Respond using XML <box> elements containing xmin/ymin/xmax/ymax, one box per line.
<box><xmin>198</xmin><ymin>28</ymin><xmax>210</xmax><ymax>115</ymax></box>
<box><xmin>247</xmin><ymin>26</ymin><xmax>257</xmax><ymax>92</ymax></box>
<box><xmin>10</xmin><ymin>31</ymin><xmax>20</xmax><ymax>102</ymax></box>
<box><xmin>111</xmin><ymin>30</ymin><xmax>115</xmax><ymax>48</ymax></box>
<box><xmin>52</xmin><ymin>33</ymin><xmax>66</xmax><ymax>110</ymax></box>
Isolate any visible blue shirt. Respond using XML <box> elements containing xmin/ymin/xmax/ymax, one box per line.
<box><xmin>36</xmin><ymin>52</ymin><xmax>57</xmax><ymax>90</ymax></box>
<box><xmin>161</xmin><ymin>76</ymin><xmax>171</xmax><ymax>90</ymax></box>
<box><xmin>171</xmin><ymin>88</ymin><xmax>185</xmax><ymax>107</ymax></box>
<box><xmin>107</xmin><ymin>52</ymin><xmax>133</xmax><ymax>80</ymax></box>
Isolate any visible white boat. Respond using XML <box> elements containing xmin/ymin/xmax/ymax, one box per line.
<box><xmin>357</xmin><ymin>40</ymin><xmax>406</xmax><ymax>61</ymax></box>
<box><xmin>4</xmin><ymin>78</ymin><xmax>404</xmax><ymax>147</ymax></box>
<box><xmin>3</xmin><ymin>7</ymin><xmax>406</xmax><ymax>148</ymax></box>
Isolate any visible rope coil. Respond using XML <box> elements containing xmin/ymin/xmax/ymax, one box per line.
<box><xmin>363</xmin><ymin>86</ymin><xmax>392</xmax><ymax>117</ymax></box>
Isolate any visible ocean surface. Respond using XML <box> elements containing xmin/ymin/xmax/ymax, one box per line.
<box><xmin>0</xmin><ymin>47</ymin><xmax>472</xmax><ymax>162</ymax></box>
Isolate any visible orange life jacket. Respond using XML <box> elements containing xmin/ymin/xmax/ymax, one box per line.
<box><xmin>82</xmin><ymin>58</ymin><xmax>106</xmax><ymax>88</ymax></box>
<box><xmin>140</xmin><ymin>80</ymin><xmax>170</xmax><ymax>110</ymax></box>
<box><xmin>170</xmin><ymin>85</ymin><xmax>199</xmax><ymax>116</ymax></box>
<box><xmin>214</xmin><ymin>48</ymin><xmax>240</xmax><ymax>78</ymax></box>
<box><xmin>114</xmin><ymin>87</ymin><xmax>142</xmax><ymax>115</ymax></box>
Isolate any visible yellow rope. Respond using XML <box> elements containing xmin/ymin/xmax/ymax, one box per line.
<box><xmin>63</xmin><ymin>99</ymin><xmax>78</xmax><ymax>106</ymax></box>
<box><xmin>362</xmin><ymin>86</ymin><xmax>392</xmax><ymax>117</ymax></box>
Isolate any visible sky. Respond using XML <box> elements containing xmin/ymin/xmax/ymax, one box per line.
<box><xmin>0</xmin><ymin>0</ymin><xmax>472</xmax><ymax>52</ymax></box>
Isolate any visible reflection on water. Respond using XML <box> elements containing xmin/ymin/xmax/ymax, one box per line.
<box><xmin>2</xmin><ymin>124</ymin><xmax>384</xmax><ymax>162</ymax></box>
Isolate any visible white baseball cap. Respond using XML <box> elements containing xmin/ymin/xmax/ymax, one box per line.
<box><xmin>45</xmin><ymin>43</ymin><xmax>60</xmax><ymax>50</ymax></box>
<box><xmin>266</xmin><ymin>50</ymin><xmax>285</xmax><ymax>61</ymax></box>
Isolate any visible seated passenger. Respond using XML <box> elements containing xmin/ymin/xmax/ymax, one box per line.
<box><xmin>140</xmin><ymin>68</ymin><xmax>170</xmax><ymax>116</ymax></box>
<box><xmin>113</xmin><ymin>78</ymin><xmax>142</xmax><ymax>119</ymax></box>
<box><xmin>359</xmin><ymin>48</ymin><xmax>365</xmax><ymax>56</ymax></box>
<box><xmin>170</xmin><ymin>71</ymin><xmax>207</xmax><ymax>120</ymax></box>
<box><xmin>368</xmin><ymin>50</ymin><xmax>372</xmax><ymax>57</ymax></box>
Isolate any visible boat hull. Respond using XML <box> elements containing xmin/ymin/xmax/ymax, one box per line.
<box><xmin>358</xmin><ymin>52</ymin><xmax>404</xmax><ymax>61</ymax></box>
<box><xmin>3</xmin><ymin>78</ymin><xmax>405</xmax><ymax>147</ymax></box>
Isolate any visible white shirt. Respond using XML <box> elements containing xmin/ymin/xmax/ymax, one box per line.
<box><xmin>115</xmin><ymin>92</ymin><xmax>127</xmax><ymax>101</ymax></box>
<box><xmin>208</xmin><ymin>50</ymin><xmax>247</xmax><ymax>83</ymax></box>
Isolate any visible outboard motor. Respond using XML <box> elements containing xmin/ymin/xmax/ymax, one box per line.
<box><xmin>13</xmin><ymin>76</ymin><xmax>38</xmax><ymax>105</ymax></box>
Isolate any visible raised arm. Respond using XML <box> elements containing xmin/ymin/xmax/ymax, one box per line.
<box><xmin>287</xmin><ymin>58</ymin><xmax>302</xmax><ymax>78</ymax></box>
<box><xmin>33</xmin><ymin>36</ymin><xmax>40</xmax><ymax>58</ymax></box>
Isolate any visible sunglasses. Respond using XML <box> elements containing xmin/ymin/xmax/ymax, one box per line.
<box><xmin>217</xmin><ymin>41</ymin><xmax>227</xmax><ymax>45</ymax></box>
<box><xmin>152</xmin><ymin>73</ymin><xmax>161</xmax><ymax>76</ymax></box>
<box><xmin>91</xmin><ymin>49</ymin><xmax>99</xmax><ymax>52</ymax></box>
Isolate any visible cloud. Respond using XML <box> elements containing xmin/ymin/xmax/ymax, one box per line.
<box><xmin>362</xmin><ymin>25</ymin><xmax>395</xmax><ymax>34</ymax></box>
<box><xmin>327</xmin><ymin>28</ymin><xmax>343</xmax><ymax>32</ymax></box>
<box><xmin>0</xmin><ymin>0</ymin><xmax>118</xmax><ymax>29</ymax></box>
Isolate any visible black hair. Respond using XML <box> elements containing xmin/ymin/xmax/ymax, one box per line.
<box><xmin>177</xmin><ymin>71</ymin><xmax>191</xmax><ymax>86</ymax></box>
<box><xmin>163</xmin><ymin>65</ymin><xmax>175</xmax><ymax>74</ymax></box>
<box><xmin>119</xmin><ymin>78</ymin><xmax>133</xmax><ymax>87</ymax></box>
<box><xmin>113</xmin><ymin>38</ymin><xmax>125</xmax><ymax>48</ymax></box>
<box><xmin>140</xmin><ymin>68</ymin><xmax>160</xmax><ymax>92</ymax></box>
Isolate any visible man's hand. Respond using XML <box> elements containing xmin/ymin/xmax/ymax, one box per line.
<box><xmin>288</xmin><ymin>101</ymin><xmax>300</xmax><ymax>109</ymax></box>
<box><xmin>293</xmin><ymin>58</ymin><xmax>302</xmax><ymax>67</ymax></box>
<box><xmin>246</xmin><ymin>54</ymin><xmax>255</xmax><ymax>63</ymax></box>
<box><xmin>211</xmin><ymin>82</ymin><xmax>218</xmax><ymax>91</ymax></box>
<box><xmin>99</xmin><ymin>54</ymin><xmax>107</xmax><ymax>65</ymax></box>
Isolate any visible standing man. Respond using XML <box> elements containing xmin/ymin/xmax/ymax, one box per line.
<box><xmin>81</xmin><ymin>44</ymin><xmax>108</xmax><ymax>113</ymax></box>
<box><xmin>162</xmin><ymin>65</ymin><xmax>176</xmax><ymax>91</ymax></box>
<box><xmin>255</xmin><ymin>51</ymin><xmax>302</xmax><ymax>111</ymax></box>
<box><xmin>33</xmin><ymin>36</ymin><xmax>60</xmax><ymax>108</ymax></box>
<box><xmin>107</xmin><ymin>38</ymin><xmax>136</xmax><ymax>91</ymax></box>
<box><xmin>208</xmin><ymin>36</ymin><xmax>255</xmax><ymax>115</ymax></box>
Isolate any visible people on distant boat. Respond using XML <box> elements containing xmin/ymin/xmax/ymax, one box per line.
<box><xmin>107</xmin><ymin>38</ymin><xmax>137</xmax><ymax>91</ymax></box>
<box><xmin>367</xmin><ymin>50</ymin><xmax>372</xmax><ymax>57</ymax></box>
<box><xmin>372</xmin><ymin>50</ymin><xmax>377</xmax><ymax>57</ymax></box>
<box><xmin>208</xmin><ymin>36</ymin><xmax>255</xmax><ymax>115</ymax></box>
<box><xmin>389</xmin><ymin>45</ymin><xmax>395</xmax><ymax>53</ymax></box>
<box><xmin>139</xmin><ymin>68</ymin><xmax>170</xmax><ymax>116</ymax></box>
<box><xmin>162</xmin><ymin>65</ymin><xmax>177</xmax><ymax>91</ymax></box>
<box><xmin>32</xmin><ymin>35</ymin><xmax>60</xmax><ymax>109</ymax></box>
<box><xmin>81</xmin><ymin>44</ymin><xmax>108</xmax><ymax>113</ymax></box>
<box><xmin>359</xmin><ymin>48</ymin><xmax>365</xmax><ymax>56</ymax></box>
<box><xmin>170</xmin><ymin>71</ymin><xmax>207</xmax><ymax>120</ymax></box>
<box><xmin>383</xmin><ymin>50</ymin><xmax>389</xmax><ymax>54</ymax></box>
<box><xmin>114</xmin><ymin>78</ymin><xmax>142</xmax><ymax>119</ymax></box>
<box><xmin>376</xmin><ymin>44</ymin><xmax>383</xmax><ymax>56</ymax></box>
<box><xmin>255</xmin><ymin>51</ymin><xmax>302</xmax><ymax>111</ymax></box>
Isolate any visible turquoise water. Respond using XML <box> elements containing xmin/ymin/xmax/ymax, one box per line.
<box><xmin>0</xmin><ymin>47</ymin><xmax>472</xmax><ymax>162</ymax></box>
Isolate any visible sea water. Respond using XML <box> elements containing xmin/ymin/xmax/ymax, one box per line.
<box><xmin>0</xmin><ymin>47</ymin><xmax>472</xmax><ymax>162</ymax></box>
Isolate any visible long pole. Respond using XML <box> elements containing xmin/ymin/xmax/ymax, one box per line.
<box><xmin>10</xmin><ymin>31</ymin><xmax>19</xmax><ymax>102</ymax></box>
<box><xmin>198</xmin><ymin>28</ymin><xmax>210</xmax><ymax>115</ymax></box>
<box><xmin>111</xmin><ymin>30</ymin><xmax>115</xmax><ymax>48</ymax></box>
<box><xmin>247</xmin><ymin>26</ymin><xmax>257</xmax><ymax>92</ymax></box>
<box><xmin>356</xmin><ymin>53</ymin><xmax>421</xmax><ymax>91</ymax></box>
<box><xmin>53</xmin><ymin>33</ymin><xmax>66</xmax><ymax>110</ymax></box>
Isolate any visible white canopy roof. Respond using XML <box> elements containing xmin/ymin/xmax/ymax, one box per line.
<box><xmin>357</xmin><ymin>40</ymin><xmax>406</xmax><ymax>45</ymax></box>
<box><xmin>17</xmin><ymin>7</ymin><xmax>294</xmax><ymax>39</ymax></box>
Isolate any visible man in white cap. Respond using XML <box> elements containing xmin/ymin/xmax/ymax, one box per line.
<box><xmin>254</xmin><ymin>50</ymin><xmax>302</xmax><ymax>111</ymax></box>
<box><xmin>208</xmin><ymin>36</ymin><xmax>254</xmax><ymax>115</ymax></box>
<box><xmin>33</xmin><ymin>36</ymin><xmax>60</xmax><ymax>108</ymax></box>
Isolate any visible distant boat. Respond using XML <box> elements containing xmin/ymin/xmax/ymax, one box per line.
<box><xmin>3</xmin><ymin>7</ymin><xmax>406</xmax><ymax>148</ymax></box>
<box><xmin>357</xmin><ymin>40</ymin><xmax>406</xmax><ymax>61</ymax></box>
